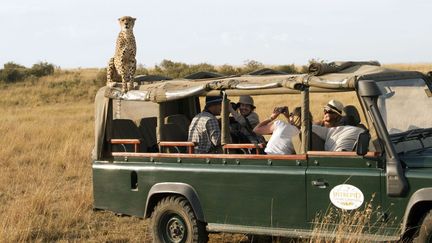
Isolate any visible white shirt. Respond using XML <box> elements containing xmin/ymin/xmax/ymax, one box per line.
<box><xmin>312</xmin><ymin>125</ymin><xmax>365</xmax><ymax>151</ymax></box>
<box><xmin>265</xmin><ymin>120</ymin><xmax>300</xmax><ymax>155</ymax></box>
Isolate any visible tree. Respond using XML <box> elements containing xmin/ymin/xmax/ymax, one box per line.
<box><xmin>152</xmin><ymin>59</ymin><xmax>190</xmax><ymax>78</ymax></box>
<box><xmin>242</xmin><ymin>60</ymin><xmax>264</xmax><ymax>74</ymax></box>
<box><xmin>218</xmin><ymin>64</ymin><xmax>238</xmax><ymax>75</ymax></box>
<box><xmin>186</xmin><ymin>63</ymin><xmax>217</xmax><ymax>76</ymax></box>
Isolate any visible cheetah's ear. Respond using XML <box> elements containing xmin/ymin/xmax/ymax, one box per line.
<box><xmin>133</xmin><ymin>18</ymin><xmax>136</xmax><ymax>21</ymax></box>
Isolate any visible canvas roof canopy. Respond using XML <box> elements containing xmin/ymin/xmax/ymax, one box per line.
<box><xmin>104</xmin><ymin>61</ymin><xmax>424</xmax><ymax>103</ymax></box>
<box><xmin>93</xmin><ymin>61</ymin><xmax>426</xmax><ymax>159</ymax></box>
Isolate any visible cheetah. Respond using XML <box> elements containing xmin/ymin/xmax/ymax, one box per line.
<box><xmin>107</xmin><ymin>16</ymin><xmax>137</xmax><ymax>93</ymax></box>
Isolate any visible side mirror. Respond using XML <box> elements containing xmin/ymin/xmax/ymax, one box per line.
<box><xmin>356</xmin><ymin>131</ymin><xmax>371</xmax><ymax>156</ymax></box>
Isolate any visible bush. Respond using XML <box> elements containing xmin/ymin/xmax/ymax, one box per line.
<box><xmin>0</xmin><ymin>61</ymin><xmax>56</xmax><ymax>83</ymax></box>
<box><xmin>217</xmin><ymin>64</ymin><xmax>239</xmax><ymax>76</ymax></box>
<box><xmin>136</xmin><ymin>64</ymin><xmax>149</xmax><ymax>76</ymax></box>
<box><xmin>143</xmin><ymin>59</ymin><xmax>302</xmax><ymax>77</ymax></box>
<box><xmin>3</xmin><ymin>62</ymin><xmax>25</xmax><ymax>69</ymax></box>
<box><xmin>151</xmin><ymin>59</ymin><xmax>189</xmax><ymax>78</ymax></box>
<box><xmin>187</xmin><ymin>63</ymin><xmax>217</xmax><ymax>75</ymax></box>
<box><xmin>0</xmin><ymin>62</ymin><xmax>27</xmax><ymax>83</ymax></box>
<box><xmin>29</xmin><ymin>62</ymin><xmax>55</xmax><ymax>77</ymax></box>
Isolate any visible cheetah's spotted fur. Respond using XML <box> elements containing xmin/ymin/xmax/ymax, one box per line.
<box><xmin>107</xmin><ymin>16</ymin><xmax>137</xmax><ymax>92</ymax></box>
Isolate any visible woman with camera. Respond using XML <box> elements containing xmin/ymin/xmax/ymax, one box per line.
<box><xmin>253</xmin><ymin>106</ymin><xmax>301</xmax><ymax>155</ymax></box>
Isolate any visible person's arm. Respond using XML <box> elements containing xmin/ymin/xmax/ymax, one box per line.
<box><xmin>229</xmin><ymin>106</ymin><xmax>247</xmax><ymax>126</ymax></box>
<box><xmin>253</xmin><ymin>108</ymin><xmax>281</xmax><ymax>135</ymax></box>
<box><xmin>311</xmin><ymin>124</ymin><xmax>328</xmax><ymax>140</ymax></box>
<box><xmin>246</xmin><ymin>112</ymin><xmax>260</xmax><ymax>128</ymax></box>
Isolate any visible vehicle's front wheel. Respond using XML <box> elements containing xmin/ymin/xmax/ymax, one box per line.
<box><xmin>151</xmin><ymin>196</ymin><xmax>208</xmax><ymax>243</ymax></box>
<box><xmin>414</xmin><ymin>210</ymin><xmax>432</xmax><ymax>243</ymax></box>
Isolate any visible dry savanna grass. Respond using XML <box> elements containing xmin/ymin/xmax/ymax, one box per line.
<box><xmin>0</xmin><ymin>63</ymin><xmax>429</xmax><ymax>242</ymax></box>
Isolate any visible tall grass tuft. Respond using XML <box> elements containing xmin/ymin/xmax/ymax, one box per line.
<box><xmin>308</xmin><ymin>196</ymin><xmax>399</xmax><ymax>243</ymax></box>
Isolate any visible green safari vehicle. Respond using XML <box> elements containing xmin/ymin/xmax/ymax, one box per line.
<box><xmin>92</xmin><ymin>61</ymin><xmax>432</xmax><ymax>242</ymax></box>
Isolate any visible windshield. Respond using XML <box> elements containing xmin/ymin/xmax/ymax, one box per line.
<box><xmin>376</xmin><ymin>78</ymin><xmax>432</xmax><ymax>134</ymax></box>
<box><xmin>376</xmin><ymin>78</ymin><xmax>432</xmax><ymax>154</ymax></box>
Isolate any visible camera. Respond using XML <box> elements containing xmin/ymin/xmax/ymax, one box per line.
<box><xmin>276</xmin><ymin>106</ymin><xmax>288</xmax><ymax>113</ymax></box>
<box><xmin>230</xmin><ymin>102</ymin><xmax>239</xmax><ymax>111</ymax></box>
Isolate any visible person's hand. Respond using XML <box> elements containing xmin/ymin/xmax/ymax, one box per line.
<box><xmin>281</xmin><ymin>106</ymin><xmax>290</xmax><ymax>119</ymax></box>
<box><xmin>270</xmin><ymin>107</ymin><xmax>282</xmax><ymax>120</ymax></box>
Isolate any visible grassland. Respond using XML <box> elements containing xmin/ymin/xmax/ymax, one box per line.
<box><xmin>0</xmin><ymin>64</ymin><xmax>430</xmax><ymax>242</ymax></box>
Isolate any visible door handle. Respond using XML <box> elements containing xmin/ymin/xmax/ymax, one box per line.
<box><xmin>311</xmin><ymin>180</ymin><xmax>328</xmax><ymax>189</ymax></box>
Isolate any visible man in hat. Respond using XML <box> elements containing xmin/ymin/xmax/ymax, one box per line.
<box><xmin>228</xmin><ymin>95</ymin><xmax>264</xmax><ymax>144</ymax></box>
<box><xmin>316</xmin><ymin>99</ymin><xmax>344</xmax><ymax>128</ymax></box>
<box><xmin>312</xmin><ymin>100</ymin><xmax>366</xmax><ymax>151</ymax></box>
<box><xmin>188</xmin><ymin>95</ymin><xmax>223</xmax><ymax>153</ymax></box>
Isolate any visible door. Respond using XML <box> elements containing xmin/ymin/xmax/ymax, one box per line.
<box><xmin>306</xmin><ymin>152</ymin><xmax>384</xmax><ymax>233</ymax></box>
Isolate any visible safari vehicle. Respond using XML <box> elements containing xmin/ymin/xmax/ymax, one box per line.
<box><xmin>92</xmin><ymin>61</ymin><xmax>432</xmax><ymax>242</ymax></box>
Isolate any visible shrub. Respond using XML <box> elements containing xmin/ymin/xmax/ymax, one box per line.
<box><xmin>29</xmin><ymin>62</ymin><xmax>55</xmax><ymax>77</ymax></box>
<box><xmin>217</xmin><ymin>64</ymin><xmax>239</xmax><ymax>76</ymax></box>
<box><xmin>136</xmin><ymin>64</ymin><xmax>149</xmax><ymax>76</ymax></box>
<box><xmin>0</xmin><ymin>62</ymin><xmax>27</xmax><ymax>83</ymax></box>
<box><xmin>151</xmin><ymin>59</ymin><xmax>189</xmax><ymax>78</ymax></box>
<box><xmin>3</xmin><ymin>62</ymin><xmax>25</xmax><ymax>69</ymax></box>
<box><xmin>187</xmin><ymin>63</ymin><xmax>217</xmax><ymax>75</ymax></box>
<box><xmin>0</xmin><ymin>61</ymin><xmax>56</xmax><ymax>83</ymax></box>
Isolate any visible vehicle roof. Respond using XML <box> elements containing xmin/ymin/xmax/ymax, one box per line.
<box><xmin>104</xmin><ymin>61</ymin><xmax>425</xmax><ymax>103</ymax></box>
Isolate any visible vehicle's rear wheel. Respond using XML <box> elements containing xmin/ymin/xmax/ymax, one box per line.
<box><xmin>151</xmin><ymin>196</ymin><xmax>208</xmax><ymax>243</ymax></box>
<box><xmin>414</xmin><ymin>210</ymin><xmax>432</xmax><ymax>243</ymax></box>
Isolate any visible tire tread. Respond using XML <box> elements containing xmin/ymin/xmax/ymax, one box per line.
<box><xmin>151</xmin><ymin>196</ymin><xmax>208</xmax><ymax>243</ymax></box>
<box><xmin>413</xmin><ymin>210</ymin><xmax>432</xmax><ymax>243</ymax></box>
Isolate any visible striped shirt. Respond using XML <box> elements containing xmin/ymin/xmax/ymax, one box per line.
<box><xmin>312</xmin><ymin>125</ymin><xmax>365</xmax><ymax>151</ymax></box>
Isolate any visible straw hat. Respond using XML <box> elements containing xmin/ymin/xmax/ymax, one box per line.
<box><xmin>324</xmin><ymin>100</ymin><xmax>343</xmax><ymax>115</ymax></box>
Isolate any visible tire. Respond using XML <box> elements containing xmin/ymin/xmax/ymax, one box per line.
<box><xmin>151</xmin><ymin>196</ymin><xmax>208</xmax><ymax>243</ymax></box>
<box><xmin>414</xmin><ymin>210</ymin><xmax>432</xmax><ymax>243</ymax></box>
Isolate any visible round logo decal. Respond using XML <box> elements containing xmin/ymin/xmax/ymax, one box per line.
<box><xmin>329</xmin><ymin>184</ymin><xmax>364</xmax><ymax>210</ymax></box>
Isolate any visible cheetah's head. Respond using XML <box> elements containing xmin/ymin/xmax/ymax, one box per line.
<box><xmin>118</xmin><ymin>16</ymin><xmax>136</xmax><ymax>31</ymax></box>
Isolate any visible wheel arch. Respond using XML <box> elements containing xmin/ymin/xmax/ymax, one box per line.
<box><xmin>144</xmin><ymin>182</ymin><xmax>205</xmax><ymax>222</ymax></box>
<box><xmin>402</xmin><ymin>188</ymin><xmax>432</xmax><ymax>236</ymax></box>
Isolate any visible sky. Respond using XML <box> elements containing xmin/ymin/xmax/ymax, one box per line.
<box><xmin>1</xmin><ymin>0</ymin><xmax>432</xmax><ymax>69</ymax></box>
